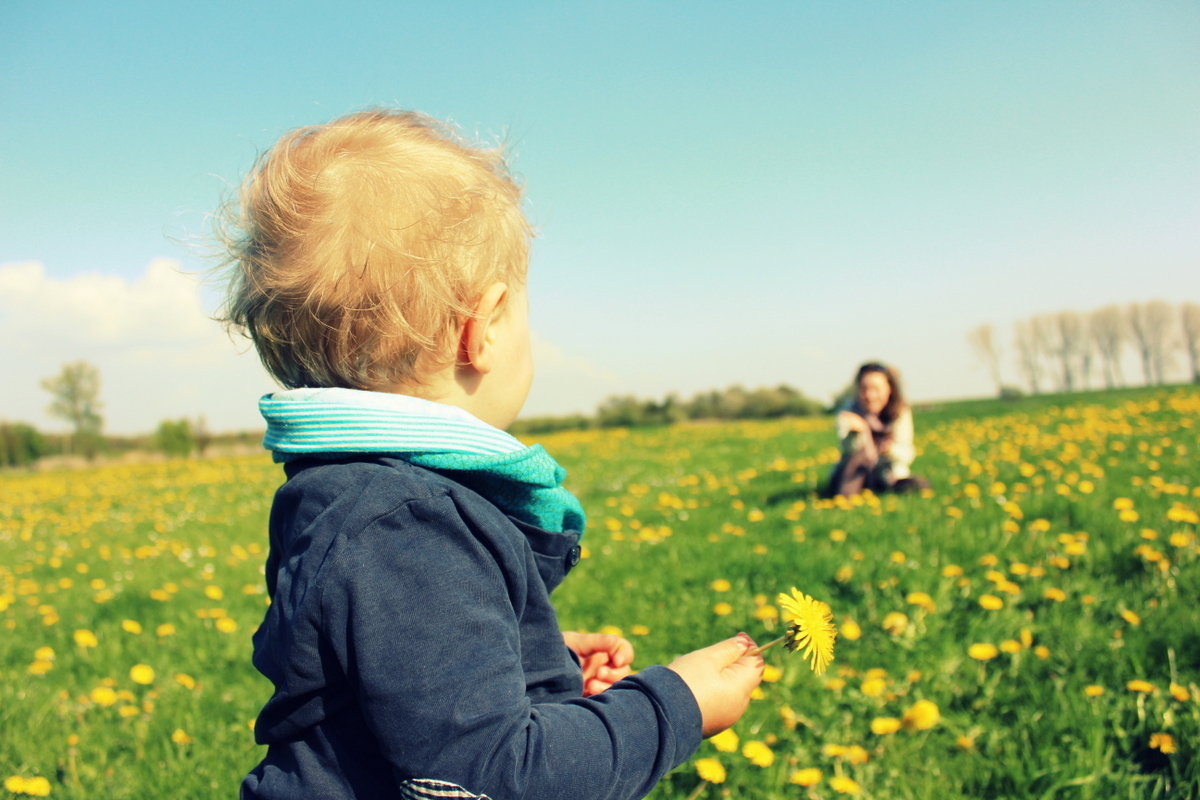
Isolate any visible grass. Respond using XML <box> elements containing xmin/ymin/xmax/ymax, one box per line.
<box><xmin>2</xmin><ymin>386</ymin><xmax>1197</xmax><ymax>798</ymax></box>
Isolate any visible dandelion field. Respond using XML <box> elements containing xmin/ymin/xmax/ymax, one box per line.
<box><xmin>2</xmin><ymin>387</ymin><xmax>1198</xmax><ymax>799</ymax></box>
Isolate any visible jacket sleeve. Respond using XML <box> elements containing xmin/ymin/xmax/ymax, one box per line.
<box><xmin>318</xmin><ymin>490</ymin><xmax>702</xmax><ymax>800</ymax></box>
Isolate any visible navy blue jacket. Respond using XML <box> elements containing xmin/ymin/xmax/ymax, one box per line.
<box><xmin>242</xmin><ymin>456</ymin><xmax>702</xmax><ymax>800</ymax></box>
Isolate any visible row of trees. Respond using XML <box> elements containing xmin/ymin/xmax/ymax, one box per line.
<box><xmin>969</xmin><ymin>301</ymin><xmax>1200</xmax><ymax>396</ymax></box>
<box><xmin>510</xmin><ymin>384</ymin><xmax>825</xmax><ymax>434</ymax></box>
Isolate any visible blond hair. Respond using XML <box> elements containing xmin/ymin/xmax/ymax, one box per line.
<box><xmin>216</xmin><ymin>108</ymin><xmax>530</xmax><ymax>390</ymax></box>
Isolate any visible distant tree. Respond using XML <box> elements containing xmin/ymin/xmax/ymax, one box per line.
<box><xmin>193</xmin><ymin>416</ymin><xmax>213</xmax><ymax>457</ymax></box>
<box><xmin>1050</xmin><ymin>311</ymin><xmax>1086</xmax><ymax>392</ymax></box>
<box><xmin>967</xmin><ymin>324</ymin><xmax>1004</xmax><ymax>395</ymax></box>
<box><xmin>155</xmin><ymin>419</ymin><xmax>195</xmax><ymax>457</ymax></box>
<box><xmin>1014</xmin><ymin>319</ymin><xmax>1045</xmax><ymax>394</ymax></box>
<box><xmin>41</xmin><ymin>361</ymin><xmax>104</xmax><ymax>459</ymax></box>
<box><xmin>1182</xmin><ymin>302</ymin><xmax>1200</xmax><ymax>384</ymax></box>
<box><xmin>1089</xmin><ymin>305</ymin><xmax>1125</xmax><ymax>389</ymax></box>
<box><xmin>1031</xmin><ymin>315</ymin><xmax>1060</xmax><ymax>390</ymax></box>
<box><xmin>1127</xmin><ymin>301</ymin><xmax>1176</xmax><ymax>385</ymax></box>
<box><xmin>0</xmin><ymin>423</ymin><xmax>48</xmax><ymax>468</ymax></box>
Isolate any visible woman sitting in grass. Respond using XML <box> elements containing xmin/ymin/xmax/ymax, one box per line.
<box><xmin>827</xmin><ymin>362</ymin><xmax>928</xmax><ymax>496</ymax></box>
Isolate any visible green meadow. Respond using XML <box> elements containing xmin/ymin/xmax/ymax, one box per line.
<box><xmin>2</xmin><ymin>386</ymin><xmax>1197</xmax><ymax>799</ymax></box>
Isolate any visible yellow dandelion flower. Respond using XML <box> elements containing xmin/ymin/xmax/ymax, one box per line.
<box><xmin>129</xmin><ymin>664</ymin><xmax>155</xmax><ymax>685</ymax></box>
<box><xmin>73</xmin><ymin>629</ymin><xmax>98</xmax><ymax>648</ymax></box>
<box><xmin>902</xmin><ymin>699</ymin><xmax>940</xmax><ymax>730</ymax></box>
<box><xmin>742</xmin><ymin>740</ymin><xmax>774</xmax><ymax>767</ymax></box>
<box><xmin>1113</xmin><ymin>497</ymin><xmax>1134</xmax><ymax>510</ymax></box>
<box><xmin>89</xmin><ymin>686</ymin><xmax>118</xmax><ymax>707</ymax></box>
<box><xmin>709</xmin><ymin>728</ymin><xmax>739</xmax><ymax>753</ymax></box>
<box><xmin>156</xmin><ymin>623</ymin><xmax>176</xmax><ymax>638</ymax></box>
<box><xmin>4</xmin><ymin>776</ymin><xmax>51</xmax><ymax>797</ymax></box>
<box><xmin>968</xmin><ymin>643</ymin><xmax>999</xmax><ymax>661</ymax></box>
<box><xmin>34</xmin><ymin>646</ymin><xmax>54</xmax><ymax>661</ymax></box>
<box><xmin>713</xmin><ymin>602</ymin><xmax>733</xmax><ymax>616</ymax></box>
<box><xmin>121</xmin><ymin>620</ymin><xmax>143</xmax><ymax>634</ymax></box>
<box><xmin>1120</xmin><ymin>610</ymin><xmax>1141</xmax><ymax>626</ymax></box>
<box><xmin>776</xmin><ymin>588</ymin><xmax>837</xmax><ymax>675</ymax></box>
<box><xmin>119</xmin><ymin>705</ymin><xmax>139</xmax><ymax>718</ymax></box>
<box><xmin>630</xmin><ymin>624</ymin><xmax>650</xmax><ymax>636</ymax></box>
<box><xmin>906</xmin><ymin>592</ymin><xmax>936</xmax><ymax>612</ymax></box>
<box><xmin>861</xmin><ymin>677</ymin><xmax>886</xmax><ymax>697</ymax></box>
<box><xmin>215</xmin><ymin>617</ymin><xmax>239</xmax><ymax>633</ymax></box>
<box><xmin>1084</xmin><ymin>685</ymin><xmax>1105</xmax><ymax>697</ymax></box>
<box><xmin>1000</xmin><ymin>640</ymin><xmax>1022</xmax><ymax>654</ymax></box>
<box><xmin>754</xmin><ymin>604</ymin><xmax>778</xmax><ymax>621</ymax></box>
<box><xmin>790</xmin><ymin>768</ymin><xmax>822</xmax><ymax>786</ymax></box>
<box><xmin>942</xmin><ymin>564</ymin><xmax>964</xmax><ymax>577</ymax></box>
<box><xmin>762</xmin><ymin>665</ymin><xmax>783</xmax><ymax>683</ymax></box>
<box><xmin>1033</xmin><ymin>645</ymin><xmax>1050</xmax><ymax>660</ymax></box>
<box><xmin>1169</xmin><ymin>683</ymin><xmax>1189</xmax><ymax>702</ymax></box>
<box><xmin>829</xmin><ymin>775</ymin><xmax>862</xmax><ymax>794</ymax></box>
<box><xmin>28</xmin><ymin>660</ymin><xmax>53</xmax><ymax>676</ymax></box>
<box><xmin>711</xmin><ymin>579</ymin><xmax>731</xmax><ymax>592</ymax></box>
<box><xmin>204</xmin><ymin>585</ymin><xmax>224</xmax><ymax>600</ymax></box>
<box><xmin>171</xmin><ymin>728</ymin><xmax>192</xmax><ymax>744</ymax></box>
<box><xmin>840</xmin><ymin>618</ymin><xmax>862</xmax><ymax>641</ymax></box>
<box><xmin>881</xmin><ymin>611</ymin><xmax>908</xmax><ymax>636</ymax></box>
<box><xmin>870</xmin><ymin>717</ymin><xmax>902</xmax><ymax>734</ymax></box>
<box><xmin>1043</xmin><ymin>587</ymin><xmax>1067</xmax><ymax>602</ymax></box>
<box><xmin>845</xmin><ymin>745</ymin><xmax>869</xmax><ymax>765</ymax></box>
<box><xmin>822</xmin><ymin>743</ymin><xmax>847</xmax><ymax>757</ymax></box>
<box><xmin>175</xmin><ymin>673</ymin><xmax>197</xmax><ymax>690</ymax></box>
<box><xmin>1020</xmin><ymin>628</ymin><xmax>1033</xmax><ymax>648</ymax></box>
<box><xmin>979</xmin><ymin>594</ymin><xmax>1004</xmax><ymax>610</ymax></box>
<box><xmin>825</xmin><ymin>678</ymin><xmax>846</xmax><ymax>691</ymax></box>
<box><xmin>1127</xmin><ymin>680</ymin><xmax>1154</xmax><ymax>693</ymax></box>
<box><xmin>694</xmin><ymin>757</ymin><xmax>725</xmax><ymax>783</ymax></box>
<box><xmin>1119</xmin><ymin>509</ymin><xmax>1140</xmax><ymax>522</ymax></box>
<box><xmin>956</xmin><ymin>735</ymin><xmax>975</xmax><ymax>750</ymax></box>
<box><xmin>1150</xmin><ymin>733</ymin><xmax>1176</xmax><ymax>754</ymax></box>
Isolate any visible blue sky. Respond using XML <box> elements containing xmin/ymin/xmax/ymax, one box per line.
<box><xmin>2</xmin><ymin>1</ymin><xmax>1198</xmax><ymax>433</ymax></box>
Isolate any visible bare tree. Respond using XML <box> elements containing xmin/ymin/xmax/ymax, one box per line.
<box><xmin>967</xmin><ymin>324</ymin><xmax>1004</xmax><ymax>395</ymax></box>
<box><xmin>1014</xmin><ymin>319</ymin><xmax>1045</xmax><ymax>394</ymax></box>
<box><xmin>1127</xmin><ymin>301</ymin><xmax>1177</xmax><ymax>385</ymax></box>
<box><xmin>1182</xmin><ymin>302</ymin><xmax>1200</xmax><ymax>384</ymax></box>
<box><xmin>1032</xmin><ymin>314</ymin><xmax>1060</xmax><ymax>391</ymax></box>
<box><xmin>41</xmin><ymin>361</ymin><xmax>104</xmax><ymax>458</ymax></box>
<box><xmin>1050</xmin><ymin>311</ymin><xmax>1086</xmax><ymax>392</ymax></box>
<box><xmin>1089</xmin><ymin>305</ymin><xmax>1125</xmax><ymax>388</ymax></box>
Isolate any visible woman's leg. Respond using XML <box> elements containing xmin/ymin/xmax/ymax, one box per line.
<box><xmin>831</xmin><ymin>449</ymin><xmax>876</xmax><ymax>496</ymax></box>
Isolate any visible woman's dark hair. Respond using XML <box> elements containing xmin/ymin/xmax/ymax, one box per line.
<box><xmin>855</xmin><ymin>362</ymin><xmax>906</xmax><ymax>425</ymax></box>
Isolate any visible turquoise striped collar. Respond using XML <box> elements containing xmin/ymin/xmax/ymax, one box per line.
<box><xmin>259</xmin><ymin>388</ymin><xmax>585</xmax><ymax>535</ymax></box>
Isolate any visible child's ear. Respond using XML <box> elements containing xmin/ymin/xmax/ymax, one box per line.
<box><xmin>460</xmin><ymin>282</ymin><xmax>508</xmax><ymax>374</ymax></box>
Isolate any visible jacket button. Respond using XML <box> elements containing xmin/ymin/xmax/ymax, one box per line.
<box><xmin>567</xmin><ymin>546</ymin><xmax>581</xmax><ymax>567</ymax></box>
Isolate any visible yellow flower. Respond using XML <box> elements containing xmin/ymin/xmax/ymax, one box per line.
<box><xmin>175</xmin><ymin>673</ymin><xmax>197</xmax><ymax>690</ymax></box>
<box><xmin>90</xmin><ymin>686</ymin><xmax>118</xmax><ymax>707</ymax></box>
<box><xmin>777</xmin><ymin>588</ymin><xmax>837</xmax><ymax>675</ymax></box>
<box><xmin>1044</xmin><ymin>588</ymin><xmax>1066</xmax><ymax>602</ymax></box>
<box><xmin>1033</xmin><ymin>645</ymin><xmax>1050</xmax><ymax>660</ymax></box>
<box><xmin>713</xmin><ymin>602</ymin><xmax>732</xmax><ymax>616</ymax></box>
<box><xmin>694</xmin><ymin>757</ymin><xmax>726</xmax><ymax>783</ymax></box>
<box><xmin>4</xmin><ymin>776</ymin><xmax>51</xmax><ymax>797</ymax></box>
<box><xmin>790</xmin><ymin>768</ymin><xmax>822</xmax><ymax>786</ymax></box>
<box><xmin>861</xmin><ymin>677</ymin><xmax>886</xmax><ymax>697</ymax></box>
<box><xmin>73</xmin><ymin>629</ymin><xmax>98</xmax><ymax>648</ymax></box>
<box><xmin>956</xmin><ymin>735</ymin><xmax>975</xmax><ymax>750</ymax></box>
<box><xmin>711</xmin><ymin>579</ymin><xmax>731</xmax><ymax>592</ymax></box>
<box><xmin>840</xmin><ymin>618</ymin><xmax>862</xmax><ymax>641</ymax></box>
<box><xmin>881</xmin><ymin>611</ymin><xmax>909</xmax><ymax>636</ymax></box>
<box><xmin>119</xmin><ymin>705</ymin><xmax>139</xmax><ymax>718</ymax></box>
<box><xmin>204</xmin><ymin>584</ymin><xmax>224</xmax><ymax>600</ymax></box>
<box><xmin>171</xmin><ymin>728</ymin><xmax>192</xmax><ymax>744</ymax></box>
<box><xmin>845</xmin><ymin>745</ymin><xmax>869</xmax><ymax>765</ymax></box>
<box><xmin>741</xmin><ymin>740</ymin><xmax>774</xmax><ymax>767</ymax></box>
<box><xmin>709</xmin><ymin>728</ymin><xmax>739</xmax><ymax>753</ymax></box>
<box><xmin>1149</xmin><ymin>733</ymin><xmax>1176</xmax><ymax>754</ymax></box>
<box><xmin>129</xmin><ymin>664</ymin><xmax>155</xmax><ymax>685</ymax></box>
<box><xmin>34</xmin><ymin>646</ymin><xmax>54</xmax><ymax>661</ymax></box>
<box><xmin>1127</xmin><ymin>680</ymin><xmax>1155</xmax><ymax>693</ymax></box>
<box><xmin>754</xmin><ymin>604</ymin><xmax>778</xmax><ymax>621</ymax></box>
<box><xmin>215</xmin><ymin>617</ymin><xmax>239</xmax><ymax>633</ymax></box>
<box><xmin>121</xmin><ymin>619</ymin><xmax>143</xmax><ymax>634</ymax></box>
<box><xmin>28</xmin><ymin>660</ymin><xmax>53</xmax><ymax>676</ymax></box>
<box><xmin>1120</xmin><ymin>610</ymin><xmax>1141</xmax><ymax>626</ymax></box>
<box><xmin>630</xmin><ymin>625</ymin><xmax>650</xmax><ymax>636</ymax></box>
<box><xmin>903</xmin><ymin>699</ymin><xmax>940</xmax><ymax>731</ymax></box>
<box><xmin>870</xmin><ymin>716</ymin><xmax>902</xmax><ymax>734</ymax></box>
<box><xmin>942</xmin><ymin>564</ymin><xmax>963</xmax><ymax>577</ymax></box>
<box><xmin>1170</xmin><ymin>683</ymin><xmax>1190</xmax><ymax>702</ymax></box>
<box><xmin>979</xmin><ymin>594</ymin><xmax>1004</xmax><ymax>610</ymax></box>
<box><xmin>968</xmin><ymin>643</ymin><xmax>999</xmax><ymax>661</ymax></box>
<box><xmin>1000</xmin><ymin>640</ymin><xmax>1022</xmax><ymax>654</ymax></box>
<box><xmin>156</xmin><ymin>623</ymin><xmax>176</xmax><ymax>638</ymax></box>
<box><xmin>1084</xmin><ymin>685</ymin><xmax>1105</xmax><ymax>697</ymax></box>
<box><xmin>906</xmin><ymin>592</ymin><xmax>936</xmax><ymax>612</ymax></box>
<box><xmin>762</xmin><ymin>665</ymin><xmax>783</xmax><ymax>683</ymax></box>
<box><xmin>829</xmin><ymin>775</ymin><xmax>862</xmax><ymax>794</ymax></box>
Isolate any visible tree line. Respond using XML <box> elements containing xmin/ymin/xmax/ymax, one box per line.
<box><xmin>968</xmin><ymin>301</ymin><xmax>1200</xmax><ymax>397</ymax></box>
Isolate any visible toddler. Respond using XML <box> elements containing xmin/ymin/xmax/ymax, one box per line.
<box><xmin>219</xmin><ymin>108</ymin><xmax>763</xmax><ymax>800</ymax></box>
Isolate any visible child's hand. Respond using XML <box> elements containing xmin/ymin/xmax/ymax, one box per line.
<box><xmin>668</xmin><ymin>633</ymin><xmax>764</xmax><ymax>737</ymax></box>
<box><xmin>562</xmin><ymin>631</ymin><xmax>635</xmax><ymax>696</ymax></box>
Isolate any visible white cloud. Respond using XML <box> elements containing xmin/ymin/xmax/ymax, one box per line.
<box><xmin>0</xmin><ymin>260</ymin><xmax>277</xmax><ymax>435</ymax></box>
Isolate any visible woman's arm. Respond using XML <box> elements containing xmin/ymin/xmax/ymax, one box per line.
<box><xmin>836</xmin><ymin>411</ymin><xmax>877</xmax><ymax>461</ymax></box>
<box><xmin>885</xmin><ymin>409</ymin><xmax>915</xmax><ymax>476</ymax></box>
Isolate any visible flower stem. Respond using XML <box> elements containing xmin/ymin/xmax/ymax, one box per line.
<box><xmin>748</xmin><ymin>635</ymin><xmax>787</xmax><ymax>656</ymax></box>
<box><xmin>683</xmin><ymin>780</ymin><xmax>710</xmax><ymax>800</ymax></box>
